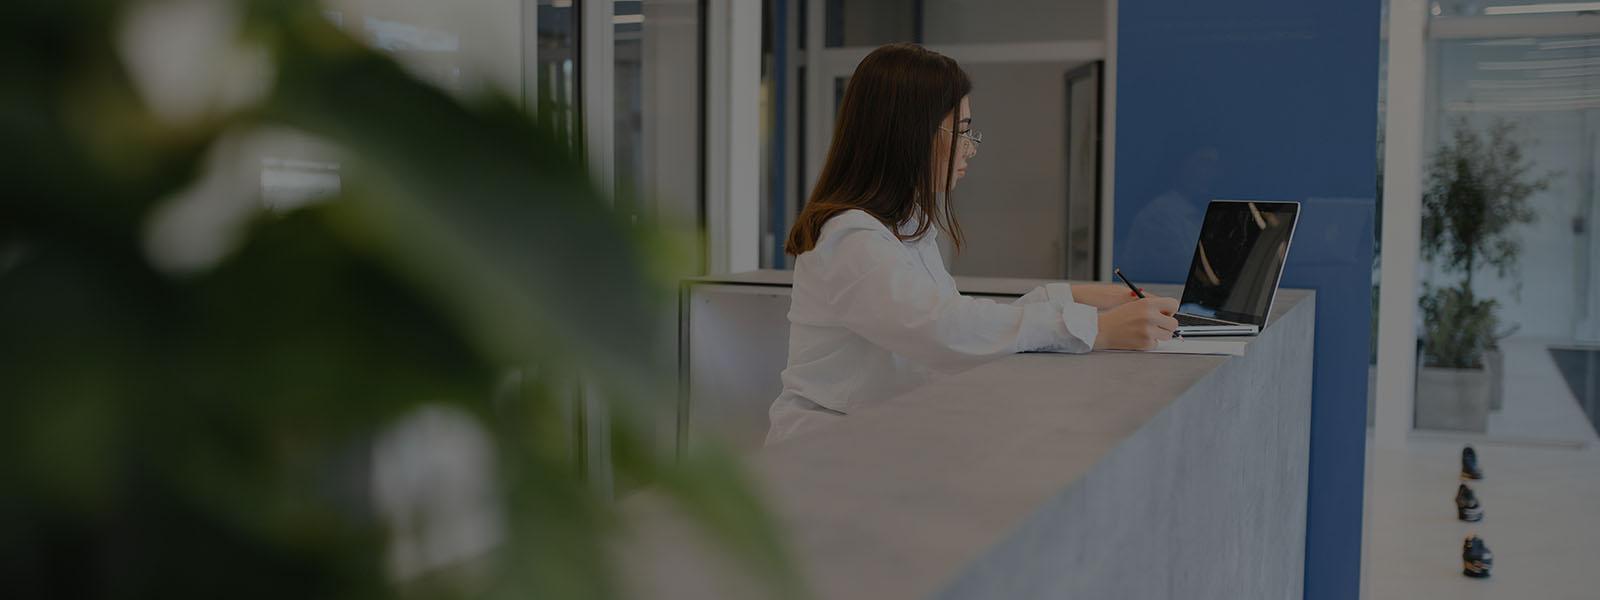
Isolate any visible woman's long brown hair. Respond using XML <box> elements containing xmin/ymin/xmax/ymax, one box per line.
<box><xmin>784</xmin><ymin>43</ymin><xmax>972</xmax><ymax>256</ymax></box>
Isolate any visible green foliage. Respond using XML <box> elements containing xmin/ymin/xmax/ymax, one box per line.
<box><xmin>1418</xmin><ymin>284</ymin><xmax>1505</xmax><ymax>369</ymax></box>
<box><xmin>1418</xmin><ymin>117</ymin><xmax>1551</xmax><ymax>367</ymax></box>
<box><xmin>1421</xmin><ymin>118</ymin><xmax>1547</xmax><ymax>288</ymax></box>
<box><xmin>1</xmin><ymin>1</ymin><xmax>797</xmax><ymax>599</ymax></box>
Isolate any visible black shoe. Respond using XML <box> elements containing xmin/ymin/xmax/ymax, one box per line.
<box><xmin>1462</xmin><ymin>535</ymin><xmax>1493</xmax><ymax>578</ymax></box>
<box><xmin>1461</xmin><ymin>445</ymin><xmax>1483</xmax><ymax>480</ymax></box>
<box><xmin>1455</xmin><ymin>483</ymin><xmax>1483</xmax><ymax>522</ymax></box>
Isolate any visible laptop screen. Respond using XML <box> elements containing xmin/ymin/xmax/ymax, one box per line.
<box><xmin>1177</xmin><ymin>200</ymin><xmax>1300</xmax><ymax>327</ymax></box>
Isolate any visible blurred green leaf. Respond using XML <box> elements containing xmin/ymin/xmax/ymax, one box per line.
<box><xmin>2</xmin><ymin>2</ymin><xmax>796</xmax><ymax>599</ymax></box>
<box><xmin>261</xmin><ymin>17</ymin><xmax>665</xmax><ymax>374</ymax></box>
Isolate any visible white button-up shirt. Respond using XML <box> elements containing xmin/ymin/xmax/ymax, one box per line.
<box><xmin>767</xmin><ymin>209</ymin><xmax>1099</xmax><ymax>442</ymax></box>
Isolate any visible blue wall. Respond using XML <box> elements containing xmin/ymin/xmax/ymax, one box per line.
<box><xmin>1114</xmin><ymin>1</ymin><xmax>1379</xmax><ymax>597</ymax></box>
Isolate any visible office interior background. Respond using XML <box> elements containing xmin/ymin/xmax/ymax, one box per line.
<box><xmin>8</xmin><ymin>0</ymin><xmax>1600</xmax><ymax>598</ymax></box>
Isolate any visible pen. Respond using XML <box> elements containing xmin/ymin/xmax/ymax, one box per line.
<box><xmin>1114</xmin><ymin>268</ymin><xmax>1145</xmax><ymax>300</ymax></box>
<box><xmin>1114</xmin><ymin>268</ymin><xmax>1182</xmax><ymax>340</ymax></box>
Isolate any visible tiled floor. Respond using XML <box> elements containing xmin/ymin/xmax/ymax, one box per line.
<box><xmin>1363</xmin><ymin>337</ymin><xmax>1600</xmax><ymax>599</ymax></box>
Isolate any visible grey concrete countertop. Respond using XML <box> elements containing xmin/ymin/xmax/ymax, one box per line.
<box><xmin>630</xmin><ymin>272</ymin><xmax>1315</xmax><ymax>599</ymax></box>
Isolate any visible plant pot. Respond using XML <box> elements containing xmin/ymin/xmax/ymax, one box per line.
<box><xmin>1484</xmin><ymin>348</ymin><xmax>1504</xmax><ymax>411</ymax></box>
<box><xmin>1415</xmin><ymin>365</ymin><xmax>1491</xmax><ymax>432</ymax></box>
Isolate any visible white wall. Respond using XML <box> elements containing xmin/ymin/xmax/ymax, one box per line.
<box><xmin>944</xmin><ymin>60</ymin><xmax>1081</xmax><ymax>278</ymax></box>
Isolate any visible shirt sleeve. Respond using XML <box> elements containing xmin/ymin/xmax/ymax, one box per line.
<box><xmin>1010</xmin><ymin>282</ymin><xmax>1077</xmax><ymax>308</ymax></box>
<box><xmin>813</xmin><ymin>229</ymin><xmax>1098</xmax><ymax>372</ymax></box>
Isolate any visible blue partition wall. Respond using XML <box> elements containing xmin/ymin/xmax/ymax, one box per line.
<box><xmin>1114</xmin><ymin>1</ymin><xmax>1379</xmax><ymax>597</ymax></box>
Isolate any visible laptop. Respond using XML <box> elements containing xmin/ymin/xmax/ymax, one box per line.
<box><xmin>1172</xmin><ymin>200</ymin><xmax>1300</xmax><ymax>337</ymax></box>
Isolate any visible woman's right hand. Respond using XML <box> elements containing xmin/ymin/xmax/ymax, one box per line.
<box><xmin>1093</xmin><ymin>296</ymin><xmax>1180</xmax><ymax>351</ymax></box>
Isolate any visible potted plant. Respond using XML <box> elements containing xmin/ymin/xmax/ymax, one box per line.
<box><xmin>1415</xmin><ymin>284</ymin><xmax>1508</xmax><ymax>430</ymax></box>
<box><xmin>1414</xmin><ymin>117</ymin><xmax>1550</xmax><ymax>431</ymax></box>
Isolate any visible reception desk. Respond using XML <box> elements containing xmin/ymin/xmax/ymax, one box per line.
<box><xmin>624</xmin><ymin>271</ymin><xmax>1315</xmax><ymax>598</ymax></box>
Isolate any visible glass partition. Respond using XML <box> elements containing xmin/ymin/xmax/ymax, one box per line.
<box><xmin>1414</xmin><ymin>13</ymin><xmax>1600</xmax><ymax>439</ymax></box>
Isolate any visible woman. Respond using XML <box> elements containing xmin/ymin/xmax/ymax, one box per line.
<box><xmin>766</xmin><ymin>43</ymin><xmax>1179</xmax><ymax>445</ymax></box>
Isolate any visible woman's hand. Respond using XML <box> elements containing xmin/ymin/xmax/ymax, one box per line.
<box><xmin>1093</xmin><ymin>296</ymin><xmax>1180</xmax><ymax>351</ymax></box>
<box><xmin>1073</xmin><ymin>283</ymin><xmax>1145</xmax><ymax>309</ymax></box>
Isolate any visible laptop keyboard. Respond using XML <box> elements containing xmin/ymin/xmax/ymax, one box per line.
<box><xmin>1176</xmin><ymin>313</ymin><xmax>1234</xmax><ymax>327</ymax></box>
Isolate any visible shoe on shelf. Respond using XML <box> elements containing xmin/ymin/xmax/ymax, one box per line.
<box><xmin>1461</xmin><ymin>445</ymin><xmax>1483</xmax><ymax>480</ymax></box>
<box><xmin>1463</xmin><ymin>535</ymin><xmax>1493</xmax><ymax>579</ymax></box>
<box><xmin>1455</xmin><ymin>483</ymin><xmax>1483</xmax><ymax>522</ymax></box>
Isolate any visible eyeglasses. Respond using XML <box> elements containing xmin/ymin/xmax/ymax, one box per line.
<box><xmin>939</xmin><ymin>126</ymin><xmax>983</xmax><ymax>157</ymax></box>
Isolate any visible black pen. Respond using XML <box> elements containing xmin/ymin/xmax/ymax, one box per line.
<box><xmin>1113</xmin><ymin>268</ymin><xmax>1182</xmax><ymax>340</ymax></box>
